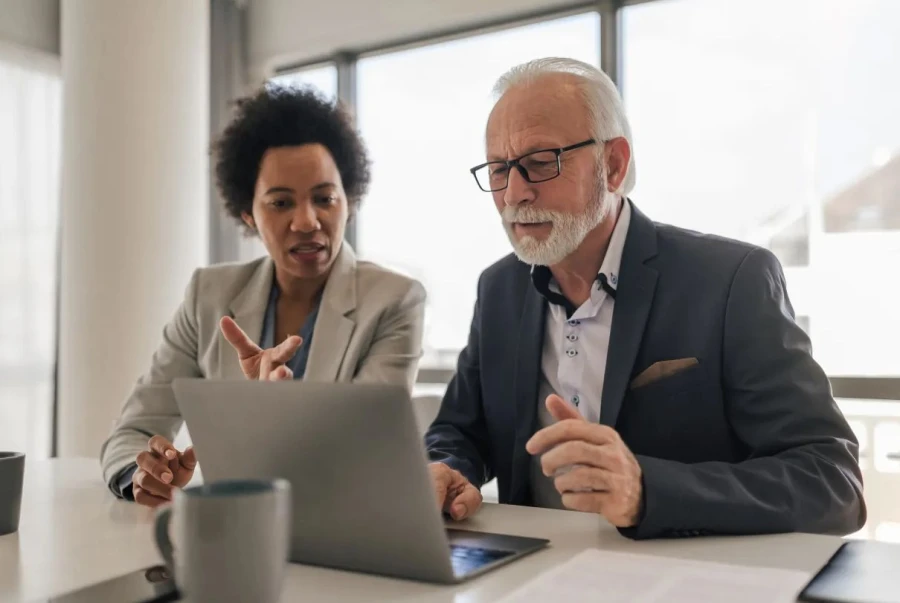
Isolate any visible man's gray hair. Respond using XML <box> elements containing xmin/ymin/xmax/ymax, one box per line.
<box><xmin>493</xmin><ymin>57</ymin><xmax>636</xmax><ymax>195</ymax></box>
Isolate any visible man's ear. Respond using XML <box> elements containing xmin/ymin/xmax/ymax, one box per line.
<box><xmin>604</xmin><ymin>137</ymin><xmax>631</xmax><ymax>193</ymax></box>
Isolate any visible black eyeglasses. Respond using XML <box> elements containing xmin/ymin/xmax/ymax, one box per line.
<box><xmin>469</xmin><ymin>138</ymin><xmax>597</xmax><ymax>192</ymax></box>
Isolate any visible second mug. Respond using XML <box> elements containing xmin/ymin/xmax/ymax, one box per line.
<box><xmin>154</xmin><ymin>478</ymin><xmax>291</xmax><ymax>603</ymax></box>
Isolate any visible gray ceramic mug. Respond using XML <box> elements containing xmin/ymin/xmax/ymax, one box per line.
<box><xmin>154</xmin><ymin>478</ymin><xmax>291</xmax><ymax>603</ymax></box>
<box><xmin>0</xmin><ymin>452</ymin><xmax>25</xmax><ymax>536</ymax></box>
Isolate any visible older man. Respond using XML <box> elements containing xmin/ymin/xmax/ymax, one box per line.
<box><xmin>425</xmin><ymin>58</ymin><xmax>865</xmax><ymax>539</ymax></box>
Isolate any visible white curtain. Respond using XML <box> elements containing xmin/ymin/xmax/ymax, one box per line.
<box><xmin>0</xmin><ymin>42</ymin><xmax>62</xmax><ymax>458</ymax></box>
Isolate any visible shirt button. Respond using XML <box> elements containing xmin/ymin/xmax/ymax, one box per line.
<box><xmin>572</xmin><ymin>395</ymin><xmax>580</xmax><ymax>405</ymax></box>
<box><xmin>566</xmin><ymin>334</ymin><xmax>578</xmax><ymax>342</ymax></box>
<box><xmin>567</xmin><ymin>319</ymin><xmax>580</xmax><ymax>326</ymax></box>
<box><xmin>566</xmin><ymin>349</ymin><xmax>577</xmax><ymax>357</ymax></box>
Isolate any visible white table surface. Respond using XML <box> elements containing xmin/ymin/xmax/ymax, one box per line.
<box><xmin>0</xmin><ymin>458</ymin><xmax>844</xmax><ymax>602</ymax></box>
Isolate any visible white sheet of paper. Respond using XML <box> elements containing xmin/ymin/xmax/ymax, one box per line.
<box><xmin>496</xmin><ymin>549</ymin><xmax>812</xmax><ymax>603</ymax></box>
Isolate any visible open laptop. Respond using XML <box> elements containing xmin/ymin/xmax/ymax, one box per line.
<box><xmin>171</xmin><ymin>379</ymin><xmax>549</xmax><ymax>584</ymax></box>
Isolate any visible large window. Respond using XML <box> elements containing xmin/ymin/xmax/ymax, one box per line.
<box><xmin>356</xmin><ymin>13</ymin><xmax>601</xmax><ymax>367</ymax></box>
<box><xmin>0</xmin><ymin>52</ymin><xmax>61</xmax><ymax>458</ymax></box>
<box><xmin>253</xmin><ymin>0</ymin><xmax>898</xmax><ymax>535</ymax></box>
<box><xmin>622</xmin><ymin>0</ymin><xmax>900</xmax><ymax>378</ymax></box>
<box><xmin>238</xmin><ymin>63</ymin><xmax>338</xmax><ymax>262</ymax></box>
<box><xmin>623</xmin><ymin>0</ymin><xmax>900</xmax><ymax>541</ymax></box>
<box><xmin>270</xmin><ymin>63</ymin><xmax>337</xmax><ymax>100</ymax></box>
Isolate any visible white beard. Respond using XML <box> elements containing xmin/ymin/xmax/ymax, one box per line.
<box><xmin>501</xmin><ymin>178</ymin><xmax>615</xmax><ymax>266</ymax></box>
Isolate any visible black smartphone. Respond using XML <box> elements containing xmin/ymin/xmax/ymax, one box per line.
<box><xmin>798</xmin><ymin>540</ymin><xmax>900</xmax><ymax>603</ymax></box>
<box><xmin>43</xmin><ymin>565</ymin><xmax>179</xmax><ymax>603</ymax></box>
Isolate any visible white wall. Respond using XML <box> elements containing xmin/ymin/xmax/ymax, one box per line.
<box><xmin>0</xmin><ymin>0</ymin><xmax>59</xmax><ymax>55</ymax></box>
<box><xmin>247</xmin><ymin>0</ymin><xmax>589</xmax><ymax>81</ymax></box>
<box><xmin>57</xmin><ymin>0</ymin><xmax>209</xmax><ymax>457</ymax></box>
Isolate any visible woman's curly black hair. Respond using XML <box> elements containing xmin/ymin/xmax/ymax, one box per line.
<box><xmin>213</xmin><ymin>84</ymin><xmax>371</xmax><ymax>230</ymax></box>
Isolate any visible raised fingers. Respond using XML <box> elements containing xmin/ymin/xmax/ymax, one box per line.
<box><xmin>270</xmin><ymin>335</ymin><xmax>302</xmax><ymax>364</ymax></box>
<box><xmin>220</xmin><ymin>316</ymin><xmax>262</xmax><ymax>360</ymax></box>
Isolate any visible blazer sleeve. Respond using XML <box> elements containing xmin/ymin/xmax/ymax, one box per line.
<box><xmin>351</xmin><ymin>280</ymin><xmax>426</xmax><ymax>394</ymax></box>
<box><xmin>99</xmin><ymin>269</ymin><xmax>203</xmax><ymax>496</ymax></box>
<box><xmin>627</xmin><ymin>248</ymin><xmax>866</xmax><ymax>539</ymax></box>
<box><xmin>423</xmin><ymin>273</ymin><xmax>493</xmax><ymax>489</ymax></box>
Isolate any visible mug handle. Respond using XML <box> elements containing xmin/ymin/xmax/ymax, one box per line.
<box><xmin>154</xmin><ymin>506</ymin><xmax>175</xmax><ymax>572</ymax></box>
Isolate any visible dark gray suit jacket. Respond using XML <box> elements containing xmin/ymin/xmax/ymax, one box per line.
<box><xmin>425</xmin><ymin>201</ymin><xmax>865</xmax><ymax>539</ymax></box>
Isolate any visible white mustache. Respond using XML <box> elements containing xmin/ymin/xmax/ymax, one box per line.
<box><xmin>501</xmin><ymin>205</ymin><xmax>564</xmax><ymax>225</ymax></box>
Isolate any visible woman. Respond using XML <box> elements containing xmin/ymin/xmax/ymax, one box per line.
<box><xmin>100</xmin><ymin>85</ymin><xmax>426</xmax><ymax>507</ymax></box>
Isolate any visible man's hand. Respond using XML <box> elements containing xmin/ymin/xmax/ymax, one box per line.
<box><xmin>428</xmin><ymin>462</ymin><xmax>483</xmax><ymax>521</ymax></box>
<box><xmin>526</xmin><ymin>394</ymin><xmax>643</xmax><ymax>527</ymax></box>
<box><xmin>220</xmin><ymin>316</ymin><xmax>301</xmax><ymax>381</ymax></box>
<box><xmin>132</xmin><ymin>436</ymin><xmax>198</xmax><ymax>508</ymax></box>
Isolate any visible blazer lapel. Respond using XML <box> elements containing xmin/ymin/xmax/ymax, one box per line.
<box><xmin>509</xmin><ymin>271</ymin><xmax>547</xmax><ymax>504</ymax></box>
<box><xmin>221</xmin><ymin>257</ymin><xmax>275</xmax><ymax>379</ymax></box>
<box><xmin>600</xmin><ymin>201</ymin><xmax>659</xmax><ymax>427</ymax></box>
<box><xmin>302</xmin><ymin>243</ymin><xmax>357</xmax><ymax>382</ymax></box>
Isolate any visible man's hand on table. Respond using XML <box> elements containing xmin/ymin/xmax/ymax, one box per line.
<box><xmin>429</xmin><ymin>462</ymin><xmax>483</xmax><ymax>520</ymax></box>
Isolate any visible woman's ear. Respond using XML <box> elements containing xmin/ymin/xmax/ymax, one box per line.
<box><xmin>241</xmin><ymin>211</ymin><xmax>256</xmax><ymax>232</ymax></box>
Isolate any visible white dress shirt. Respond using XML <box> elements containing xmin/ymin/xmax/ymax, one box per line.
<box><xmin>530</xmin><ymin>201</ymin><xmax>632</xmax><ymax>508</ymax></box>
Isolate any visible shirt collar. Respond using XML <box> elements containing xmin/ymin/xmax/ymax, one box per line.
<box><xmin>530</xmin><ymin>200</ymin><xmax>632</xmax><ymax>317</ymax></box>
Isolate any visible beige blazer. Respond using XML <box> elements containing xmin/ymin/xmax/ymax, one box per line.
<box><xmin>100</xmin><ymin>244</ymin><xmax>426</xmax><ymax>488</ymax></box>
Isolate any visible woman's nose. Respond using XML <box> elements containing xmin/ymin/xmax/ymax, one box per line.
<box><xmin>290</xmin><ymin>203</ymin><xmax>320</xmax><ymax>232</ymax></box>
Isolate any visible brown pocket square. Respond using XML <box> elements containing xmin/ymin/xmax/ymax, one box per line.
<box><xmin>630</xmin><ymin>358</ymin><xmax>699</xmax><ymax>390</ymax></box>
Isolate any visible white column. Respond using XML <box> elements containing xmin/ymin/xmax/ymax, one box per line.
<box><xmin>58</xmin><ymin>0</ymin><xmax>209</xmax><ymax>457</ymax></box>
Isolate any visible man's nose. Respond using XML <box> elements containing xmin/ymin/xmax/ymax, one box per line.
<box><xmin>503</xmin><ymin>166</ymin><xmax>534</xmax><ymax>207</ymax></box>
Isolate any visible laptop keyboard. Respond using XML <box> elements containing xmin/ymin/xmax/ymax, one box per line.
<box><xmin>450</xmin><ymin>544</ymin><xmax>514</xmax><ymax>577</ymax></box>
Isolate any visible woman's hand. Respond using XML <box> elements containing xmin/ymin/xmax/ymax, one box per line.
<box><xmin>133</xmin><ymin>436</ymin><xmax>197</xmax><ymax>508</ymax></box>
<box><xmin>219</xmin><ymin>316</ymin><xmax>301</xmax><ymax>381</ymax></box>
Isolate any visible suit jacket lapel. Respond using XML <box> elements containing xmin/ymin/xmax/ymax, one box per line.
<box><xmin>221</xmin><ymin>257</ymin><xmax>275</xmax><ymax>379</ymax></box>
<box><xmin>303</xmin><ymin>243</ymin><xmax>357</xmax><ymax>382</ymax></box>
<box><xmin>510</xmin><ymin>271</ymin><xmax>547</xmax><ymax>503</ymax></box>
<box><xmin>600</xmin><ymin>201</ymin><xmax>659</xmax><ymax>427</ymax></box>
